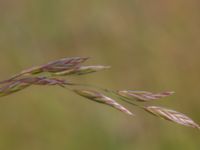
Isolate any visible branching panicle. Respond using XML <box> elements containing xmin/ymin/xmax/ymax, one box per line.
<box><xmin>0</xmin><ymin>56</ymin><xmax>199</xmax><ymax>130</ymax></box>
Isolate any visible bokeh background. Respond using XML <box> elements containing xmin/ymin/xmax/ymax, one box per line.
<box><xmin>0</xmin><ymin>0</ymin><xmax>200</xmax><ymax>150</ymax></box>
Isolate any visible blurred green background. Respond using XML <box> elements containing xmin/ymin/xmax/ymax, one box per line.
<box><xmin>0</xmin><ymin>0</ymin><xmax>200</xmax><ymax>150</ymax></box>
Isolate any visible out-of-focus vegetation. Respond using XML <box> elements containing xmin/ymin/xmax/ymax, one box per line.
<box><xmin>0</xmin><ymin>0</ymin><xmax>200</xmax><ymax>150</ymax></box>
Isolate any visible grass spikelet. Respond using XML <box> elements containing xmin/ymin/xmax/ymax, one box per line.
<box><xmin>0</xmin><ymin>81</ymin><xmax>30</xmax><ymax>97</ymax></box>
<box><xmin>0</xmin><ymin>57</ymin><xmax>89</xmax><ymax>84</ymax></box>
<box><xmin>0</xmin><ymin>77</ymin><xmax>74</xmax><ymax>97</ymax></box>
<box><xmin>18</xmin><ymin>77</ymin><xmax>72</xmax><ymax>86</ymax></box>
<box><xmin>52</xmin><ymin>65</ymin><xmax>110</xmax><ymax>76</ymax></box>
<box><xmin>74</xmin><ymin>89</ymin><xmax>134</xmax><ymax>116</ymax></box>
<box><xmin>117</xmin><ymin>90</ymin><xmax>174</xmax><ymax>102</ymax></box>
<box><xmin>145</xmin><ymin>106</ymin><xmax>200</xmax><ymax>129</ymax></box>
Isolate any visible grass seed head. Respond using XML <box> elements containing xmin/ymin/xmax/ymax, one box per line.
<box><xmin>0</xmin><ymin>56</ymin><xmax>199</xmax><ymax>130</ymax></box>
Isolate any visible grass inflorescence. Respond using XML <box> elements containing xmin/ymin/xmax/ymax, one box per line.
<box><xmin>0</xmin><ymin>57</ymin><xmax>199</xmax><ymax>130</ymax></box>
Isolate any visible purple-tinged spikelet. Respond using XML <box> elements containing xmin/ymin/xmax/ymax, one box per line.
<box><xmin>117</xmin><ymin>90</ymin><xmax>174</xmax><ymax>102</ymax></box>
<box><xmin>0</xmin><ymin>57</ymin><xmax>89</xmax><ymax>84</ymax></box>
<box><xmin>145</xmin><ymin>106</ymin><xmax>200</xmax><ymax>129</ymax></box>
<box><xmin>53</xmin><ymin>65</ymin><xmax>110</xmax><ymax>76</ymax></box>
<box><xmin>74</xmin><ymin>89</ymin><xmax>133</xmax><ymax>116</ymax></box>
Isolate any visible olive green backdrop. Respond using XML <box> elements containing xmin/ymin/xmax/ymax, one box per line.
<box><xmin>0</xmin><ymin>0</ymin><xmax>200</xmax><ymax>150</ymax></box>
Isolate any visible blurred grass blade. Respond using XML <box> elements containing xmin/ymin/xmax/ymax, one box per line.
<box><xmin>74</xmin><ymin>89</ymin><xmax>134</xmax><ymax>116</ymax></box>
<box><xmin>117</xmin><ymin>90</ymin><xmax>174</xmax><ymax>102</ymax></box>
<box><xmin>145</xmin><ymin>106</ymin><xmax>200</xmax><ymax>129</ymax></box>
<box><xmin>53</xmin><ymin>65</ymin><xmax>110</xmax><ymax>76</ymax></box>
